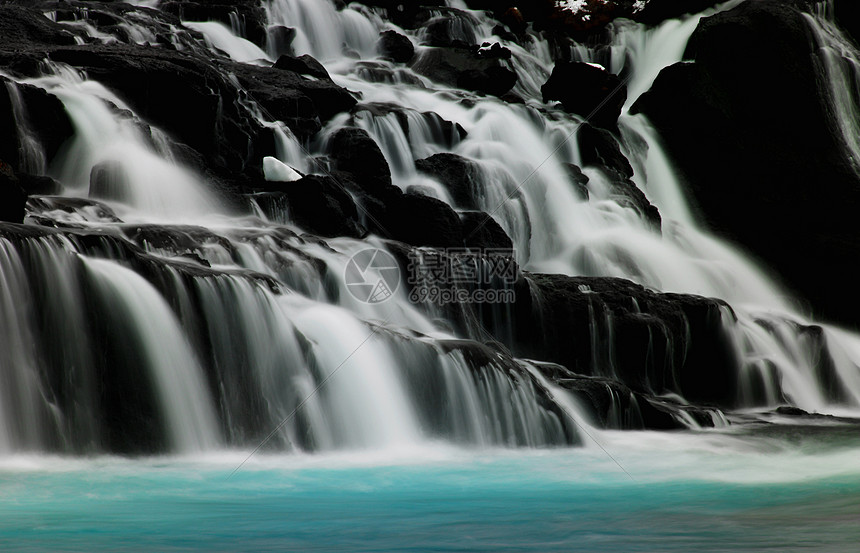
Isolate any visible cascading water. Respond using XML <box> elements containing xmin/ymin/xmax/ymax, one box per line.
<box><xmin>804</xmin><ymin>0</ymin><xmax>860</xmax><ymax>174</ymax></box>
<box><xmin>3</xmin><ymin>0</ymin><xmax>860</xmax><ymax>463</ymax></box>
<box><xmin>5</xmin><ymin>2</ymin><xmax>860</xmax><ymax>551</ymax></box>
<box><xmin>260</xmin><ymin>0</ymin><xmax>860</xmax><ymax>415</ymax></box>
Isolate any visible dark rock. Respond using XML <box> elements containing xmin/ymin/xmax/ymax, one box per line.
<box><xmin>477</xmin><ymin>42</ymin><xmax>512</xmax><ymax>60</ymax></box>
<box><xmin>17</xmin><ymin>174</ymin><xmax>62</xmax><ymax>195</ymax></box>
<box><xmin>122</xmin><ymin>224</ymin><xmax>236</xmax><ymax>258</ymax></box>
<box><xmin>27</xmin><ymin>196</ymin><xmax>123</xmax><ymax>225</ymax></box>
<box><xmin>508</xmin><ymin>274</ymin><xmax>739</xmax><ymax>406</ymax></box>
<box><xmin>254</xmin><ymin>175</ymin><xmax>366</xmax><ymax>238</ymax></box>
<box><xmin>577</xmin><ymin>123</ymin><xmax>634</xmax><ymax>178</ymax></box>
<box><xmin>793</xmin><ymin>323</ymin><xmax>847</xmax><ymax>403</ymax></box>
<box><xmin>231</xmin><ymin>58</ymin><xmax>355</xmax><ymax>136</ymax></box>
<box><xmin>499</xmin><ymin>7</ymin><xmax>529</xmax><ymax>35</ymax></box>
<box><xmin>383</xmin><ymin>191</ymin><xmax>465</xmax><ymax>248</ymax></box>
<box><xmin>0</xmin><ymin>4</ymin><xmax>77</xmax><ymax>55</ymax></box>
<box><xmin>376</xmin><ymin>30</ymin><xmax>414</xmax><ymax>63</ymax></box>
<box><xmin>327</xmin><ymin>127</ymin><xmax>392</xmax><ymax>191</ymax></box>
<box><xmin>538</xmin><ymin>367</ymin><xmax>681</xmax><ymax>430</ymax></box>
<box><xmin>633</xmin><ymin>0</ymin><xmax>860</xmax><ymax>327</ymax></box>
<box><xmin>0</xmin><ymin>76</ymin><xmax>74</xmax><ymax>174</ymax></box>
<box><xmin>460</xmin><ymin>211</ymin><xmax>514</xmax><ymax>250</ymax></box>
<box><xmin>43</xmin><ymin>45</ymin><xmax>271</xmax><ymax>178</ymax></box>
<box><xmin>834</xmin><ymin>0</ymin><xmax>860</xmax><ymax>44</ymax></box>
<box><xmin>542</xmin><ymin>61</ymin><xmax>626</xmax><ymax>130</ymax></box>
<box><xmin>273</xmin><ymin>54</ymin><xmax>332</xmax><ymax>81</ymax></box>
<box><xmin>491</xmin><ymin>24</ymin><xmax>517</xmax><ymax>42</ymax></box>
<box><xmin>563</xmin><ymin>163</ymin><xmax>590</xmax><ymax>200</ymax></box>
<box><xmin>412</xmin><ymin>46</ymin><xmax>518</xmax><ymax>96</ymax></box>
<box><xmin>457</xmin><ymin>65</ymin><xmax>518</xmax><ymax>97</ymax></box>
<box><xmin>351</xmin><ymin>103</ymin><xmax>466</xmax><ymax>155</ymax></box>
<box><xmin>774</xmin><ymin>405</ymin><xmax>810</xmax><ymax>417</ymax></box>
<box><xmin>602</xmin><ymin>169</ymin><xmax>662</xmax><ymax>231</ymax></box>
<box><xmin>160</xmin><ymin>0</ymin><xmax>268</xmax><ymax>47</ymax></box>
<box><xmin>267</xmin><ymin>26</ymin><xmax>296</xmax><ymax>58</ymax></box>
<box><xmin>0</xmin><ymin>161</ymin><xmax>27</xmax><ymax>224</ymax></box>
<box><xmin>415</xmin><ymin>153</ymin><xmax>483</xmax><ymax>210</ymax></box>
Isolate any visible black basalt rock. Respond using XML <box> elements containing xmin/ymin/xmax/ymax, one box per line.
<box><xmin>327</xmin><ymin>127</ymin><xmax>392</xmax><ymax>191</ymax></box>
<box><xmin>415</xmin><ymin>153</ymin><xmax>483</xmax><ymax>210</ymax></box>
<box><xmin>412</xmin><ymin>45</ymin><xmax>518</xmax><ymax>97</ymax></box>
<box><xmin>0</xmin><ymin>161</ymin><xmax>27</xmax><ymax>224</ymax></box>
<box><xmin>376</xmin><ymin>30</ymin><xmax>414</xmax><ymax>63</ymax></box>
<box><xmin>542</xmin><ymin>61</ymin><xmax>626</xmax><ymax>131</ymax></box>
<box><xmin>0</xmin><ymin>76</ymin><xmax>74</xmax><ymax>174</ymax></box>
<box><xmin>259</xmin><ymin>175</ymin><xmax>366</xmax><ymax>239</ymax></box>
<box><xmin>273</xmin><ymin>54</ymin><xmax>332</xmax><ymax>81</ymax></box>
<box><xmin>460</xmin><ymin>211</ymin><xmax>514</xmax><ymax>251</ymax></box>
<box><xmin>508</xmin><ymin>274</ymin><xmax>739</xmax><ymax>406</ymax></box>
<box><xmin>633</xmin><ymin>0</ymin><xmax>860</xmax><ymax>327</ymax></box>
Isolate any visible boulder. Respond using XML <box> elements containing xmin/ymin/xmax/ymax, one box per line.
<box><xmin>563</xmin><ymin>163</ymin><xmax>590</xmax><ymax>200</ymax></box>
<box><xmin>577</xmin><ymin>123</ymin><xmax>634</xmax><ymax>177</ymax></box>
<box><xmin>386</xmin><ymin>192</ymin><xmax>465</xmax><ymax>248</ymax></box>
<box><xmin>0</xmin><ymin>4</ymin><xmax>77</xmax><ymax>58</ymax></box>
<box><xmin>16</xmin><ymin>174</ymin><xmax>63</xmax><ymax>195</ymax></box>
<box><xmin>633</xmin><ymin>0</ymin><xmax>860</xmax><ymax>327</ymax></box>
<box><xmin>834</xmin><ymin>0</ymin><xmax>860</xmax><ymax>44</ymax></box>
<box><xmin>267</xmin><ymin>26</ymin><xmax>297</xmax><ymax>57</ymax></box>
<box><xmin>460</xmin><ymin>211</ymin><xmax>514</xmax><ymax>250</ymax></box>
<box><xmin>254</xmin><ymin>175</ymin><xmax>366</xmax><ymax>238</ymax></box>
<box><xmin>327</xmin><ymin>127</ymin><xmax>392</xmax><ymax>191</ymax></box>
<box><xmin>231</xmin><ymin>58</ymin><xmax>355</xmax><ymax>137</ymax></box>
<box><xmin>415</xmin><ymin>153</ymin><xmax>483</xmax><ymax>210</ymax></box>
<box><xmin>351</xmin><ymin>103</ymin><xmax>467</xmax><ymax>149</ymax></box>
<box><xmin>0</xmin><ymin>76</ymin><xmax>74</xmax><ymax>174</ymax></box>
<box><xmin>509</xmin><ymin>274</ymin><xmax>739</xmax><ymax>405</ymax></box>
<box><xmin>542</xmin><ymin>61</ymin><xmax>626</xmax><ymax>130</ymax></box>
<box><xmin>273</xmin><ymin>54</ymin><xmax>332</xmax><ymax>81</ymax></box>
<box><xmin>0</xmin><ymin>161</ymin><xmax>27</xmax><ymax>223</ymax></box>
<box><xmin>412</xmin><ymin>46</ymin><xmax>518</xmax><ymax>97</ymax></box>
<box><xmin>376</xmin><ymin>30</ymin><xmax>414</xmax><ymax>63</ymax></box>
<box><xmin>43</xmin><ymin>45</ymin><xmax>272</xmax><ymax>178</ymax></box>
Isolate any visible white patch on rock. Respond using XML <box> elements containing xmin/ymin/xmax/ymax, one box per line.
<box><xmin>263</xmin><ymin>157</ymin><xmax>302</xmax><ymax>182</ymax></box>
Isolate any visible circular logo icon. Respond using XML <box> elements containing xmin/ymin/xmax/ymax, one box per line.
<box><xmin>344</xmin><ymin>248</ymin><xmax>401</xmax><ymax>304</ymax></box>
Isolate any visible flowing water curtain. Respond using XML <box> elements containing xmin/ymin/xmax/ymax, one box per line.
<box><xmin>7</xmin><ymin>0</ymin><xmax>860</xmax><ymax>458</ymax></box>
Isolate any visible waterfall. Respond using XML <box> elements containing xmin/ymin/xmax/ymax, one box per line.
<box><xmin>81</xmin><ymin>257</ymin><xmax>221</xmax><ymax>452</ymax></box>
<box><xmin>24</xmin><ymin>64</ymin><xmax>223</xmax><ymax>222</ymax></box>
<box><xmin>804</xmin><ymin>0</ymin><xmax>860</xmax><ymax>175</ymax></box>
<box><xmin>5</xmin><ymin>0</ymin><xmax>860</xmax><ymax>458</ymax></box>
<box><xmin>270</xmin><ymin>0</ymin><xmax>860</xmax><ymax>413</ymax></box>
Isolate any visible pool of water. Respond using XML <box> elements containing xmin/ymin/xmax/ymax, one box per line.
<box><xmin>2</xmin><ymin>430</ymin><xmax>860</xmax><ymax>552</ymax></box>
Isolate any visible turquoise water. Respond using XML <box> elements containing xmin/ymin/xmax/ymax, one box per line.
<box><xmin>3</xmin><ymin>432</ymin><xmax>860</xmax><ymax>552</ymax></box>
